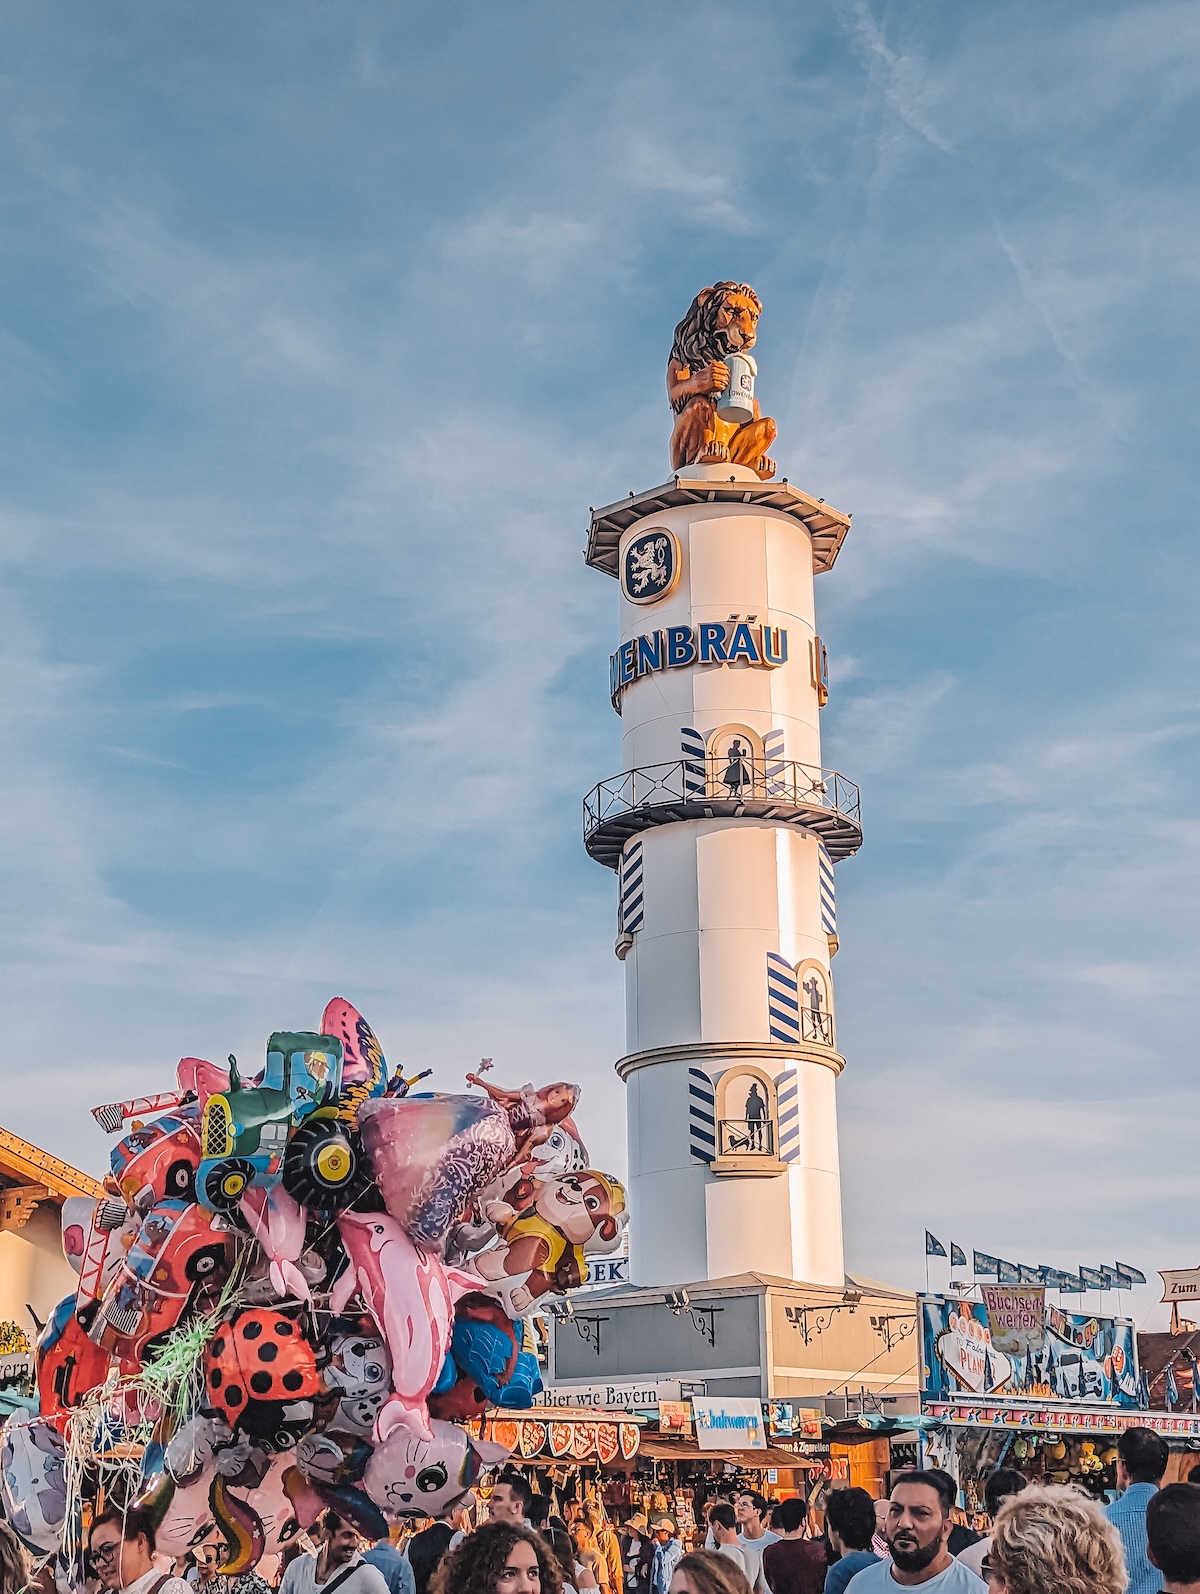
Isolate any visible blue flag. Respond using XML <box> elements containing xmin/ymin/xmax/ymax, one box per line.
<box><xmin>1080</xmin><ymin>1265</ymin><xmax>1108</xmax><ymax>1289</ymax></box>
<box><xmin>950</xmin><ymin>1243</ymin><xmax>967</xmax><ymax>1269</ymax></box>
<box><xmin>1018</xmin><ymin>1265</ymin><xmax>1041</xmax><ymax>1285</ymax></box>
<box><xmin>998</xmin><ymin>1259</ymin><xmax>1020</xmax><ymax>1284</ymax></box>
<box><xmin>926</xmin><ymin>1231</ymin><xmax>947</xmax><ymax>1258</ymax></box>
<box><xmin>974</xmin><ymin>1251</ymin><xmax>1001</xmax><ymax>1277</ymax></box>
<box><xmin>1166</xmin><ymin>1361</ymin><xmax>1180</xmax><ymax>1411</ymax></box>
<box><xmin>1116</xmin><ymin>1261</ymin><xmax>1148</xmax><ymax>1285</ymax></box>
<box><xmin>1060</xmin><ymin>1271</ymin><xmax>1087</xmax><ymax>1293</ymax></box>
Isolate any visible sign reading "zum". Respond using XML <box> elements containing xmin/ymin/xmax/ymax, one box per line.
<box><xmin>610</xmin><ymin>621</ymin><xmax>788</xmax><ymax>709</ymax></box>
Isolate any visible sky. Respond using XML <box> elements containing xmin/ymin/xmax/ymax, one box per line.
<box><xmin>1</xmin><ymin>0</ymin><xmax>1198</xmax><ymax>1330</ymax></box>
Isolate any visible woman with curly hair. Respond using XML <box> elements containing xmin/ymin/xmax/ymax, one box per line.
<box><xmin>432</xmin><ymin>1522</ymin><xmax>562</xmax><ymax>1594</ymax></box>
<box><xmin>985</xmin><ymin>1484</ymin><xmax>1125</xmax><ymax>1594</ymax></box>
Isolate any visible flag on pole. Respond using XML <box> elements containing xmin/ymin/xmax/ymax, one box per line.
<box><xmin>1080</xmin><ymin>1265</ymin><xmax>1108</xmax><ymax>1289</ymax></box>
<box><xmin>1099</xmin><ymin>1266</ymin><xmax>1118</xmax><ymax>1288</ymax></box>
<box><xmin>926</xmin><ymin>1232</ymin><xmax>947</xmax><ymax>1258</ymax></box>
<box><xmin>1166</xmin><ymin>1361</ymin><xmax>1180</xmax><ymax>1411</ymax></box>
<box><xmin>998</xmin><ymin>1259</ymin><xmax>1020</xmax><ymax>1284</ymax></box>
<box><xmin>1116</xmin><ymin>1261</ymin><xmax>1148</xmax><ymax>1285</ymax></box>
<box><xmin>1018</xmin><ymin>1264</ymin><xmax>1041</xmax><ymax>1285</ymax></box>
<box><xmin>950</xmin><ymin>1243</ymin><xmax>967</xmax><ymax>1269</ymax></box>
<box><xmin>1113</xmin><ymin>1265</ymin><xmax>1136</xmax><ymax>1289</ymax></box>
<box><xmin>1183</xmin><ymin>1347</ymin><xmax>1200</xmax><ymax>1413</ymax></box>
<box><xmin>1059</xmin><ymin>1271</ymin><xmax>1087</xmax><ymax>1294</ymax></box>
<box><xmin>974</xmin><ymin>1251</ymin><xmax>1001</xmax><ymax>1278</ymax></box>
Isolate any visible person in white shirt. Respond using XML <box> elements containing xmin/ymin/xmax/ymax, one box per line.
<box><xmin>279</xmin><ymin>1513</ymin><xmax>392</xmax><ymax>1594</ymax></box>
<box><xmin>707</xmin><ymin>1506</ymin><xmax>748</xmax><ymax>1579</ymax></box>
<box><xmin>844</xmin><ymin>1474</ymin><xmax>985</xmax><ymax>1594</ymax></box>
<box><xmin>734</xmin><ymin>1492</ymin><xmax>778</xmax><ymax>1594</ymax></box>
<box><xmin>956</xmin><ymin>1470</ymin><xmax>1027</xmax><ymax>1579</ymax></box>
<box><xmin>88</xmin><ymin>1506</ymin><xmax>192</xmax><ymax>1594</ymax></box>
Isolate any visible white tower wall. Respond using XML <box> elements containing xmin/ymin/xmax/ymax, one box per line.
<box><xmin>585</xmin><ymin>463</ymin><xmax>859</xmax><ymax>1292</ymax></box>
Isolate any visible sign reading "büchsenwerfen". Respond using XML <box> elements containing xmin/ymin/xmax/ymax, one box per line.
<box><xmin>610</xmin><ymin>622</ymin><xmax>788</xmax><ymax>709</ymax></box>
<box><xmin>692</xmin><ymin>1396</ymin><xmax>767</xmax><ymax>1450</ymax></box>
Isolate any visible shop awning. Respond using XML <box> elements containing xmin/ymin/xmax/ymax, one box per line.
<box><xmin>634</xmin><ymin>1438</ymin><xmax>822</xmax><ymax>1468</ymax></box>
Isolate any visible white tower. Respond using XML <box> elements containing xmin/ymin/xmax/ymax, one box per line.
<box><xmin>583</xmin><ymin>463</ymin><xmax>860</xmax><ymax>1289</ymax></box>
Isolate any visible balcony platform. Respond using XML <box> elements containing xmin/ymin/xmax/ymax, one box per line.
<box><xmin>583</xmin><ymin>758</ymin><xmax>863</xmax><ymax>869</ymax></box>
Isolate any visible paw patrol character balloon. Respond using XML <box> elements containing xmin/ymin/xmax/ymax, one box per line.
<box><xmin>320</xmin><ymin>1319</ymin><xmax>392</xmax><ymax>1438</ymax></box>
<box><xmin>468</xmin><ymin>1170</ymin><xmax>627</xmax><ymax>1317</ymax></box>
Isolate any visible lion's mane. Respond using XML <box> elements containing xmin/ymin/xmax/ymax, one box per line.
<box><xmin>669</xmin><ymin>282</ymin><xmax>762</xmax><ymax>412</ymax></box>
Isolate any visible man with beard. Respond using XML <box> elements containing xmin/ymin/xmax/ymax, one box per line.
<box><xmin>841</xmin><ymin>1474</ymin><xmax>985</xmax><ymax>1593</ymax></box>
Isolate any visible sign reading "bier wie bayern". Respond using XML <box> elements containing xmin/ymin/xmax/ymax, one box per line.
<box><xmin>610</xmin><ymin>621</ymin><xmax>788</xmax><ymax>709</ymax></box>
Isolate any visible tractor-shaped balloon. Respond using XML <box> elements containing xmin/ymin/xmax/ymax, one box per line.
<box><xmin>198</xmin><ymin>1032</ymin><xmax>365</xmax><ymax>1214</ymax></box>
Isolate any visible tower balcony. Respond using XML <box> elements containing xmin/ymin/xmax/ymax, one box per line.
<box><xmin>582</xmin><ymin>757</ymin><xmax>862</xmax><ymax>869</ymax></box>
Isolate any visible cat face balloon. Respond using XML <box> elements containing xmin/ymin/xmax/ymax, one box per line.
<box><xmin>362</xmin><ymin>1420</ymin><xmax>510</xmax><ymax>1518</ymax></box>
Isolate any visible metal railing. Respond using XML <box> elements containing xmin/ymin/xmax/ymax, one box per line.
<box><xmin>583</xmin><ymin>757</ymin><xmax>862</xmax><ymax>866</ymax></box>
<box><xmin>718</xmin><ymin>1118</ymin><xmax>776</xmax><ymax>1156</ymax></box>
<box><xmin>799</xmin><ymin>1007</ymin><xmax>834</xmax><ymax>1047</ymax></box>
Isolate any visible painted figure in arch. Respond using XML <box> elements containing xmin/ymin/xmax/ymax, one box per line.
<box><xmin>721</xmin><ymin>739</ymin><xmax>752</xmax><ymax>796</ymax></box>
<box><xmin>744</xmin><ymin>1081</ymin><xmax>768</xmax><ymax>1151</ymax></box>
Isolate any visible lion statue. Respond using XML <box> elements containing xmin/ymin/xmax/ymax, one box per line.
<box><xmin>667</xmin><ymin>281</ymin><xmax>777</xmax><ymax>479</ymax></box>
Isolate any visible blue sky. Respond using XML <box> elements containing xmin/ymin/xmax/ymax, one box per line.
<box><xmin>2</xmin><ymin>0</ymin><xmax>1198</xmax><ymax>1327</ymax></box>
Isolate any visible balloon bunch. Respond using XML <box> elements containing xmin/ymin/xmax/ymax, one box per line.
<box><xmin>0</xmin><ymin>1000</ymin><xmax>627</xmax><ymax>1571</ymax></box>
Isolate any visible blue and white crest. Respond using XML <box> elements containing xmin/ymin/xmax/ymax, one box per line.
<box><xmin>621</xmin><ymin>526</ymin><xmax>680</xmax><ymax>605</ymax></box>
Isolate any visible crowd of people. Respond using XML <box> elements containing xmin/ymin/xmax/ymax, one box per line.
<box><xmin>5</xmin><ymin>1427</ymin><xmax>1200</xmax><ymax>1594</ymax></box>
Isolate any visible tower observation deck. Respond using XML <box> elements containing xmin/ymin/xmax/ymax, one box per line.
<box><xmin>581</xmin><ymin>289</ymin><xmax>860</xmax><ymax>1290</ymax></box>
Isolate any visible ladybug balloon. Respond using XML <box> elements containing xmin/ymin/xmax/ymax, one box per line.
<box><xmin>204</xmin><ymin>1310</ymin><xmax>318</xmax><ymax>1425</ymax></box>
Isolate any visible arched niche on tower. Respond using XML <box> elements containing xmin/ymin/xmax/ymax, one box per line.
<box><xmin>705</xmin><ymin>723</ymin><xmax>764</xmax><ymax>801</ymax></box>
<box><xmin>712</xmin><ymin>1063</ymin><xmax>785</xmax><ymax>1175</ymax></box>
<box><xmin>795</xmin><ymin>958</ymin><xmax>835</xmax><ymax>1049</ymax></box>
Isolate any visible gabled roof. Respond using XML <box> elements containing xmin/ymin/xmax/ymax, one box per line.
<box><xmin>0</xmin><ymin>1124</ymin><xmax>103</xmax><ymax>1201</ymax></box>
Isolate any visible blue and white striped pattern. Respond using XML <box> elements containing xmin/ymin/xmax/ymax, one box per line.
<box><xmin>620</xmin><ymin>841</ymin><xmax>644</xmax><ymax>934</ymax></box>
<box><xmin>818</xmin><ymin>844</ymin><xmax>837</xmax><ymax>945</ymax></box>
<box><xmin>763</xmin><ymin>727</ymin><xmax>786</xmax><ymax>794</ymax></box>
<box><xmin>681</xmin><ymin>726</ymin><xmax>706</xmax><ymax>797</ymax></box>
<box><xmin>776</xmin><ymin>1069</ymin><xmax>800</xmax><ymax>1162</ymax></box>
<box><xmin>688</xmin><ymin>1067</ymin><xmax>716</xmax><ymax>1163</ymax></box>
<box><xmin>767</xmin><ymin>952</ymin><xmax>801</xmax><ymax>1044</ymax></box>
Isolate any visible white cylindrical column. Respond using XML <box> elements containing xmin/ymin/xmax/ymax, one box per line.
<box><xmin>585</xmin><ymin>464</ymin><xmax>859</xmax><ymax>1290</ymax></box>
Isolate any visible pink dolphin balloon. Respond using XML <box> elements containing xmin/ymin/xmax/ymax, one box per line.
<box><xmin>239</xmin><ymin>1185</ymin><xmax>310</xmax><ymax>1302</ymax></box>
<box><xmin>331</xmin><ymin>1210</ymin><xmax>475</xmax><ymax>1442</ymax></box>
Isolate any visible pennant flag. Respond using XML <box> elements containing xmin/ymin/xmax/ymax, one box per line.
<box><xmin>1166</xmin><ymin>1361</ymin><xmax>1180</xmax><ymax>1411</ymax></box>
<box><xmin>1183</xmin><ymin>1348</ymin><xmax>1199</xmax><ymax>1413</ymax></box>
<box><xmin>950</xmin><ymin>1243</ymin><xmax>967</xmax><ymax>1269</ymax></box>
<box><xmin>974</xmin><ymin>1251</ymin><xmax>1001</xmax><ymax>1278</ymax></box>
<box><xmin>926</xmin><ymin>1231</ymin><xmax>947</xmax><ymax>1258</ymax></box>
<box><xmin>998</xmin><ymin>1259</ymin><xmax>1020</xmax><ymax>1284</ymax></box>
<box><xmin>1080</xmin><ymin>1265</ymin><xmax>1108</xmax><ymax>1289</ymax></box>
<box><xmin>1116</xmin><ymin>1261</ymin><xmax>1148</xmax><ymax>1285</ymax></box>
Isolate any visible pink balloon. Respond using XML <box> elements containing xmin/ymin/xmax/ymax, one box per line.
<box><xmin>357</xmin><ymin>1094</ymin><xmax>514</xmax><ymax>1252</ymax></box>
<box><xmin>239</xmin><ymin>1185</ymin><xmax>310</xmax><ymax>1301</ymax></box>
<box><xmin>332</xmin><ymin>1210</ymin><xmax>476</xmax><ymax>1442</ymax></box>
<box><xmin>363</xmin><ymin>1420</ymin><xmax>511</xmax><ymax>1520</ymax></box>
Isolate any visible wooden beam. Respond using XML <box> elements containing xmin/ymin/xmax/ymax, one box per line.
<box><xmin>0</xmin><ymin>1125</ymin><xmax>104</xmax><ymax>1201</ymax></box>
<box><xmin>0</xmin><ymin>1184</ymin><xmax>49</xmax><ymax>1233</ymax></box>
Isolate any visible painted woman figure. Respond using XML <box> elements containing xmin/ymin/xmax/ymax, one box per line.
<box><xmin>721</xmin><ymin>739</ymin><xmax>751</xmax><ymax>794</ymax></box>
